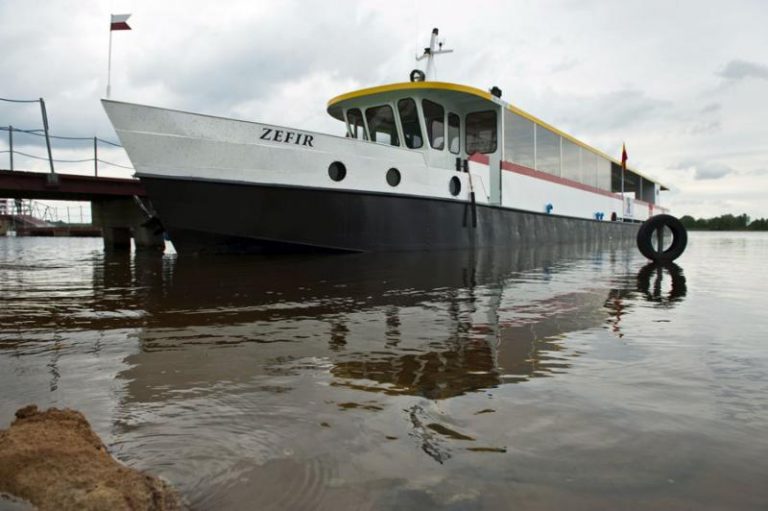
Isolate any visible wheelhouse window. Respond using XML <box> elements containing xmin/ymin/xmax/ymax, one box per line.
<box><xmin>447</xmin><ymin>113</ymin><xmax>460</xmax><ymax>154</ymax></box>
<box><xmin>346</xmin><ymin>108</ymin><xmax>367</xmax><ymax>140</ymax></box>
<box><xmin>365</xmin><ymin>105</ymin><xmax>400</xmax><ymax>146</ymax></box>
<box><xmin>422</xmin><ymin>99</ymin><xmax>445</xmax><ymax>150</ymax></box>
<box><xmin>397</xmin><ymin>98</ymin><xmax>423</xmax><ymax>149</ymax></box>
<box><xmin>466</xmin><ymin>110</ymin><xmax>497</xmax><ymax>154</ymax></box>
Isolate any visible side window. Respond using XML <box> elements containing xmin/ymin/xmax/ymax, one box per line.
<box><xmin>466</xmin><ymin>110</ymin><xmax>497</xmax><ymax>154</ymax></box>
<box><xmin>397</xmin><ymin>98</ymin><xmax>423</xmax><ymax>149</ymax></box>
<box><xmin>447</xmin><ymin>113</ymin><xmax>460</xmax><ymax>154</ymax></box>
<box><xmin>365</xmin><ymin>105</ymin><xmax>400</xmax><ymax>146</ymax></box>
<box><xmin>422</xmin><ymin>99</ymin><xmax>445</xmax><ymax>150</ymax></box>
<box><xmin>346</xmin><ymin>108</ymin><xmax>367</xmax><ymax>140</ymax></box>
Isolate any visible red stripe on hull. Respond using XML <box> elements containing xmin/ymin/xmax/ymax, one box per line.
<box><xmin>468</xmin><ymin>153</ymin><xmax>490</xmax><ymax>164</ymax></box>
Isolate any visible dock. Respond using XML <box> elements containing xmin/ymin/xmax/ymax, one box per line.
<box><xmin>0</xmin><ymin>170</ymin><xmax>164</xmax><ymax>251</ymax></box>
<box><xmin>1</xmin><ymin>96</ymin><xmax>165</xmax><ymax>251</ymax></box>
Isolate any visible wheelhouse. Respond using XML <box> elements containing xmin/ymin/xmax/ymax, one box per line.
<box><xmin>328</xmin><ymin>82</ymin><xmax>499</xmax><ymax>174</ymax></box>
<box><xmin>327</xmin><ymin>81</ymin><xmax>667</xmax><ymax>209</ymax></box>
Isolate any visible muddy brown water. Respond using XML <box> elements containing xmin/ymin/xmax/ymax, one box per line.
<box><xmin>1</xmin><ymin>233</ymin><xmax>767</xmax><ymax>510</ymax></box>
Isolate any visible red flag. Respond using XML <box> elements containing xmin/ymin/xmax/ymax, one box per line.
<box><xmin>110</xmin><ymin>14</ymin><xmax>131</xmax><ymax>31</ymax></box>
<box><xmin>621</xmin><ymin>143</ymin><xmax>628</xmax><ymax>170</ymax></box>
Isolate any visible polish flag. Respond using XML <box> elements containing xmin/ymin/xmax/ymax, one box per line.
<box><xmin>110</xmin><ymin>14</ymin><xmax>131</xmax><ymax>31</ymax></box>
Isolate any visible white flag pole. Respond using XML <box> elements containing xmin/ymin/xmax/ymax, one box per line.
<box><xmin>106</xmin><ymin>14</ymin><xmax>131</xmax><ymax>98</ymax></box>
<box><xmin>106</xmin><ymin>17</ymin><xmax>113</xmax><ymax>98</ymax></box>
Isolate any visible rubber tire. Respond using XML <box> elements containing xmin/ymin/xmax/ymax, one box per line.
<box><xmin>636</xmin><ymin>214</ymin><xmax>688</xmax><ymax>262</ymax></box>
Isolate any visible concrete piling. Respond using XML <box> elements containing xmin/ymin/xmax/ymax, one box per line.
<box><xmin>91</xmin><ymin>198</ymin><xmax>165</xmax><ymax>252</ymax></box>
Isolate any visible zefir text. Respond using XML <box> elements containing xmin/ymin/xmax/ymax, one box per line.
<box><xmin>260</xmin><ymin>128</ymin><xmax>314</xmax><ymax>147</ymax></box>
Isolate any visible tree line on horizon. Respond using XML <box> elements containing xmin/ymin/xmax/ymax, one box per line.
<box><xmin>679</xmin><ymin>213</ymin><xmax>768</xmax><ymax>231</ymax></box>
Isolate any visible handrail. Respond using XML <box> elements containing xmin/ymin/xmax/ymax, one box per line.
<box><xmin>0</xmin><ymin>97</ymin><xmax>40</xmax><ymax>104</ymax></box>
<box><xmin>0</xmin><ymin>198</ymin><xmax>91</xmax><ymax>224</ymax></box>
<box><xmin>1</xmin><ymin>96</ymin><xmax>132</xmax><ymax>176</ymax></box>
<box><xmin>0</xmin><ymin>126</ymin><xmax>121</xmax><ymax>146</ymax></box>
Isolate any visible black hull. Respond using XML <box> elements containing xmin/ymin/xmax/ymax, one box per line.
<box><xmin>140</xmin><ymin>177</ymin><xmax>639</xmax><ymax>255</ymax></box>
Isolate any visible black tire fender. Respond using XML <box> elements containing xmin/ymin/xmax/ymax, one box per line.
<box><xmin>636</xmin><ymin>214</ymin><xmax>688</xmax><ymax>262</ymax></box>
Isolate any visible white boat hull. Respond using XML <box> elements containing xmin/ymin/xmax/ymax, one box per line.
<box><xmin>103</xmin><ymin>100</ymin><xmax>639</xmax><ymax>254</ymax></box>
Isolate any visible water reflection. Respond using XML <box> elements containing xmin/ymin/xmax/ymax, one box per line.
<box><xmin>1</xmin><ymin>244</ymin><xmax>691</xmax><ymax>405</ymax></box>
<box><xmin>7</xmin><ymin>237</ymin><xmax>737</xmax><ymax>511</ymax></box>
<box><xmin>636</xmin><ymin>262</ymin><xmax>687</xmax><ymax>305</ymax></box>
<box><xmin>604</xmin><ymin>262</ymin><xmax>687</xmax><ymax>338</ymax></box>
<box><xmin>110</xmin><ymin>243</ymin><xmax>673</xmax><ymax>404</ymax></box>
<box><xmin>8</xmin><ymin>235</ymin><xmax>768</xmax><ymax>511</ymax></box>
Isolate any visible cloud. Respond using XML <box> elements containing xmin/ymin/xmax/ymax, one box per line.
<box><xmin>544</xmin><ymin>89</ymin><xmax>671</xmax><ymax>135</ymax></box>
<box><xmin>676</xmin><ymin>160</ymin><xmax>736</xmax><ymax>180</ymax></box>
<box><xmin>688</xmin><ymin>120</ymin><xmax>721</xmax><ymax>135</ymax></box>
<box><xmin>2</xmin><ymin>0</ymin><xmax>768</xmax><ymax>219</ymax></box>
<box><xmin>694</xmin><ymin>163</ymin><xmax>733</xmax><ymax>180</ymax></box>
<box><xmin>717</xmin><ymin>59</ymin><xmax>768</xmax><ymax>81</ymax></box>
<box><xmin>550</xmin><ymin>57</ymin><xmax>579</xmax><ymax>73</ymax></box>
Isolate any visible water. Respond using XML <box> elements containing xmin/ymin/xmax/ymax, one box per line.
<box><xmin>1</xmin><ymin>233</ymin><xmax>767</xmax><ymax>510</ymax></box>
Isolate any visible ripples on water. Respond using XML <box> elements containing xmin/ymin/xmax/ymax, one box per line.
<box><xmin>1</xmin><ymin>233</ymin><xmax>767</xmax><ymax>510</ymax></box>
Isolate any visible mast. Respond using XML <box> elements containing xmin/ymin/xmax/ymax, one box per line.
<box><xmin>415</xmin><ymin>28</ymin><xmax>453</xmax><ymax>81</ymax></box>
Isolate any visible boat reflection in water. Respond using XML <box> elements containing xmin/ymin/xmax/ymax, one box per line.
<box><xmin>81</xmin><ymin>243</ymin><xmax>694</xmax><ymax>507</ymax></box>
<box><xmin>106</xmin><ymin>242</ymin><xmax>688</xmax><ymax>402</ymax></box>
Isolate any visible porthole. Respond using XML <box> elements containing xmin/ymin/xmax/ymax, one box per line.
<box><xmin>386</xmin><ymin>168</ymin><xmax>401</xmax><ymax>187</ymax></box>
<box><xmin>449</xmin><ymin>176</ymin><xmax>461</xmax><ymax>196</ymax></box>
<box><xmin>328</xmin><ymin>161</ymin><xmax>346</xmax><ymax>182</ymax></box>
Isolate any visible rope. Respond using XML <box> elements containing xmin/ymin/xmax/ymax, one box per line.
<box><xmin>97</xmin><ymin>159</ymin><xmax>133</xmax><ymax>169</ymax></box>
<box><xmin>2</xmin><ymin>150</ymin><xmax>133</xmax><ymax>169</ymax></box>
<box><xmin>0</xmin><ymin>127</ymin><xmax>41</xmax><ymax>133</ymax></box>
<box><xmin>5</xmin><ymin>150</ymin><xmax>93</xmax><ymax>164</ymax></box>
<box><xmin>97</xmin><ymin>138</ymin><xmax>122</xmax><ymax>147</ymax></box>
<box><xmin>0</xmin><ymin>127</ymin><xmax>122</xmax><ymax>147</ymax></box>
<box><xmin>0</xmin><ymin>97</ymin><xmax>40</xmax><ymax>104</ymax></box>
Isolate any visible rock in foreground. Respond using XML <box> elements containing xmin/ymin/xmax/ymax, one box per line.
<box><xmin>0</xmin><ymin>405</ymin><xmax>182</xmax><ymax>511</ymax></box>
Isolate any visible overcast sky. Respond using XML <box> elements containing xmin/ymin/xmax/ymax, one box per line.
<box><xmin>1</xmin><ymin>0</ymin><xmax>767</xmax><ymax>219</ymax></box>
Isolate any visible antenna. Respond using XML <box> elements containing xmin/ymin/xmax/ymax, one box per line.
<box><xmin>415</xmin><ymin>28</ymin><xmax>453</xmax><ymax>81</ymax></box>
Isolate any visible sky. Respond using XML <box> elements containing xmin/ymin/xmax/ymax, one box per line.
<box><xmin>1</xmin><ymin>0</ymin><xmax>767</xmax><ymax>220</ymax></box>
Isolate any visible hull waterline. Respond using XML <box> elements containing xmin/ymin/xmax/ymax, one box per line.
<box><xmin>141</xmin><ymin>176</ymin><xmax>639</xmax><ymax>255</ymax></box>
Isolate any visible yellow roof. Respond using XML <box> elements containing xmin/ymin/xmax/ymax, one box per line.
<box><xmin>327</xmin><ymin>81</ymin><xmax>492</xmax><ymax>111</ymax></box>
<box><xmin>326</xmin><ymin>81</ymin><xmax>667</xmax><ymax>189</ymax></box>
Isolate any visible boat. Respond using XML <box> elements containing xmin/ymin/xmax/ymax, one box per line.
<box><xmin>102</xmin><ymin>29</ymin><xmax>670</xmax><ymax>255</ymax></box>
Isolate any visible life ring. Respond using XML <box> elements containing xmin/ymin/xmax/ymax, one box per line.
<box><xmin>410</xmin><ymin>69</ymin><xmax>426</xmax><ymax>82</ymax></box>
<box><xmin>636</xmin><ymin>214</ymin><xmax>687</xmax><ymax>262</ymax></box>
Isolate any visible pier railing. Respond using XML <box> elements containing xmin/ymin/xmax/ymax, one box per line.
<box><xmin>0</xmin><ymin>198</ymin><xmax>90</xmax><ymax>224</ymax></box>
<box><xmin>0</xmin><ymin>97</ymin><xmax>133</xmax><ymax>177</ymax></box>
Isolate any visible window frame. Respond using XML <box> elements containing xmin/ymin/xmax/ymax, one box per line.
<box><xmin>447</xmin><ymin>112</ymin><xmax>461</xmax><ymax>155</ymax></box>
<box><xmin>465</xmin><ymin>110</ymin><xmax>498</xmax><ymax>155</ymax></box>
<box><xmin>365</xmin><ymin>104</ymin><xmax>400</xmax><ymax>147</ymax></box>
<box><xmin>397</xmin><ymin>98</ymin><xmax>424</xmax><ymax>149</ymax></box>
<box><xmin>422</xmin><ymin>99</ymin><xmax>446</xmax><ymax>151</ymax></box>
<box><xmin>345</xmin><ymin>108</ymin><xmax>368</xmax><ymax>141</ymax></box>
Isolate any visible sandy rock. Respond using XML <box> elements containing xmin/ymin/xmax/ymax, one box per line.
<box><xmin>0</xmin><ymin>405</ymin><xmax>182</xmax><ymax>511</ymax></box>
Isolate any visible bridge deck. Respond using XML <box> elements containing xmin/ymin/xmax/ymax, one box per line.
<box><xmin>0</xmin><ymin>170</ymin><xmax>146</xmax><ymax>201</ymax></box>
